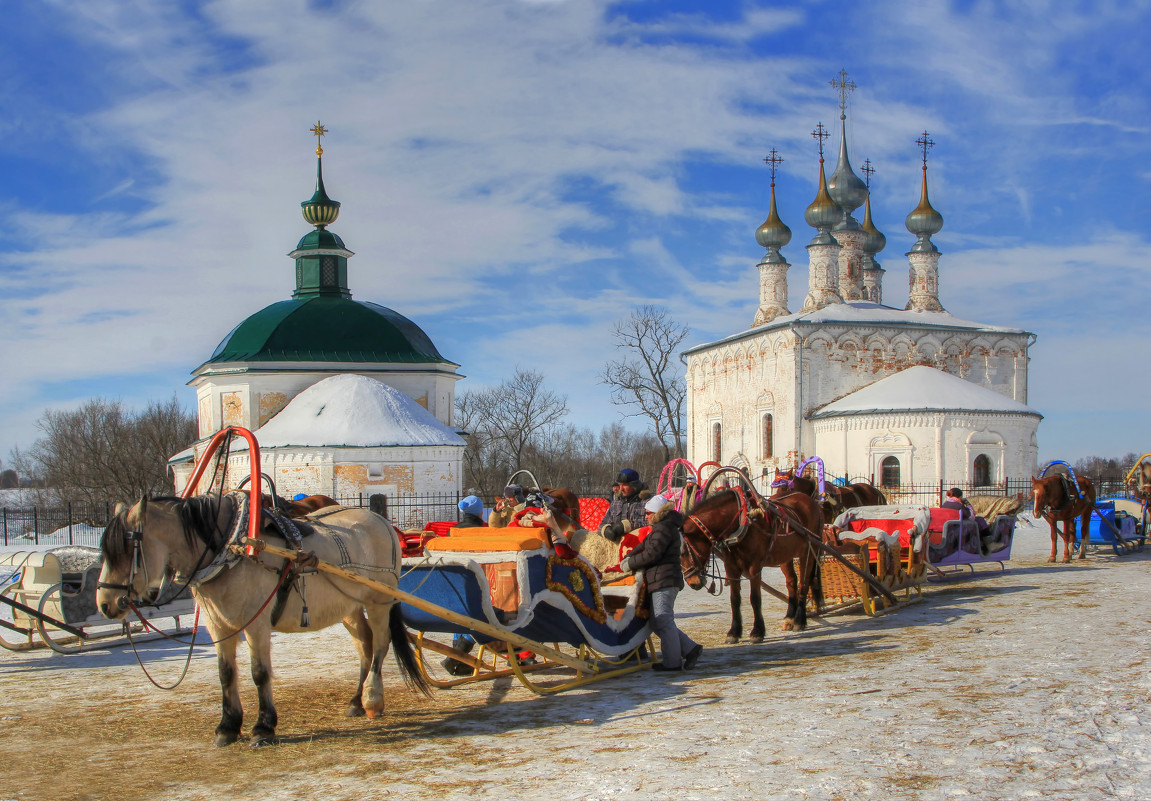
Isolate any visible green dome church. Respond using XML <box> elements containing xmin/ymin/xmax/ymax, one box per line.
<box><xmin>172</xmin><ymin>124</ymin><xmax>464</xmax><ymax>501</ymax></box>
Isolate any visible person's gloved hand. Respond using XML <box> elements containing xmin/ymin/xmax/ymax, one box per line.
<box><xmin>603</xmin><ymin>521</ymin><xmax>626</xmax><ymax>541</ymax></box>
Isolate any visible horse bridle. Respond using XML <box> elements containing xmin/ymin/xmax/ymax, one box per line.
<box><xmin>95</xmin><ymin>527</ymin><xmax>148</xmax><ymax>611</ymax></box>
<box><xmin>682</xmin><ymin>488</ymin><xmax>757</xmax><ymax>584</ymax></box>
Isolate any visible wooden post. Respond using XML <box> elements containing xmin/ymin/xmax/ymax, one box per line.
<box><xmin>369</xmin><ymin>494</ymin><xmax>388</xmax><ymax>518</ymax></box>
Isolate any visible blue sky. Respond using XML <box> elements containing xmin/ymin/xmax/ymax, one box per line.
<box><xmin>1</xmin><ymin>0</ymin><xmax>1149</xmax><ymax>468</ymax></box>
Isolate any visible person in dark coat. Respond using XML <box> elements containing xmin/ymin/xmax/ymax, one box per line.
<box><xmin>599</xmin><ymin>468</ymin><xmax>652</xmax><ymax>542</ymax></box>
<box><xmin>607</xmin><ymin>494</ymin><xmax>702</xmax><ymax>672</ymax></box>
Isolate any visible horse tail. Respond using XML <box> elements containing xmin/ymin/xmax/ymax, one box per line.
<box><xmin>389</xmin><ymin>604</ymin><xmax>432</xmax><ymax>697</ymax></box>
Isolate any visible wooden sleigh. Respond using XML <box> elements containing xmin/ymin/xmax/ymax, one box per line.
<box><xmin>397</xmin><ymin>527</ymin><xmax>654</xmax><ymax>693</ymax></box>
<box><xmin>817</xmin><ymin>505</ymin><xmax>930</xmax><ymax>616</ymax></box>
<box><xmin>927</xmin><ymin>507</ymin><xmax>1018</xmax><ymax>576</ymax></box>
<box><xmin>0</xmin><ymin>547</ymin><xmax>194</xmax><ymax>654</ymax></box>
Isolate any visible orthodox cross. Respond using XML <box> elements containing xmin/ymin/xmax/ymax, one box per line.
<box><xmin>830</xmin><ymin>69</ymin><xmax>856</xmax><ymax>120</ymax></box>
<box><xmin>811</xmin><ymin>122</ymin><xmax>829</xmax><ymax>160</ymax></box>
<box><xmin>764</xmin><ymin>148</ymin><xmax>783</xmax><ymax>187</ymax></box>
<box><xmin>861</xmin><ymin>158</ymin><xmax>874</xmax><ymax>189</ymax></box>
<box><xmin>916</xmin><ymin>130</ymin><xmax>935</xmax><ymax>170</ymax></box>
<box><xmin>310</xmin><ymin>121</ymin><xmax>328</xmax><ymax>157</ymax></box>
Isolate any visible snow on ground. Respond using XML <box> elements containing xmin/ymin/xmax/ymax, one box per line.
<box><xmin>1</xmin><ymin>519</ymin><xmax>1150</xmax><ymax>801</ymax></box>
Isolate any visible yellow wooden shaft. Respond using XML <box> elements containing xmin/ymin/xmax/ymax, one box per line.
<box><xmin>247</xmin><ymin>539</ymin><xmax>595</xmax><ymax>673</ymax></box>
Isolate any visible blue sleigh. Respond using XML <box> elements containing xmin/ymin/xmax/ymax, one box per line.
<box><xmin>398</xmin><ymin>527</ymin><xmax>654</xmax><ymax>693</ymax></box>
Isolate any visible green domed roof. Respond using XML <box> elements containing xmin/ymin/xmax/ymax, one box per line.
<box><xmin>204</xmin><ymin>296</ymin><xmax>452</xmax><ymax>365</ymax></box>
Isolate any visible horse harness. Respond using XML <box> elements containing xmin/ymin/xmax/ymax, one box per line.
<box><xmin>683</xmin><ymin>488</ymin><xmax>804</xmax><ymax>584</ymax></box>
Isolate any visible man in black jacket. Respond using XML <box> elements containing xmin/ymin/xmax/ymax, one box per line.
<box><xmin>613</xmin><ymin>494</ymin><xmax>702</xmax><ymax>672</ymax></box>
<box><xmin>599</xmin><ymin>468</ymin><xmax>652</xmax><ymax>542</ymax></box>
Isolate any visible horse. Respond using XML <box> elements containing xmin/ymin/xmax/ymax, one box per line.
<box><xmin>1031</xmin><ymin>474</ymin><xmax>1096</xmax><ymax>562</ymax></box>
<box><xmin>680</xmin><ymin>489</ymin><xmax>824</xmax><ymax>642</ymax></box>
<box><xmin>770</xmin><ymin>468</ymin><xmax>886</xmax><ymax>519</ymax></box>
<box><xmin>96</xmin><ymin>493</ymin><xmax>429</xmax><ymax>747</ymax></box>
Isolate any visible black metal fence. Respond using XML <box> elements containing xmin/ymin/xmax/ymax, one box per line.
<box><xmin>0</xmin><ymin>493</ymin><xmax>469</xmax><ymax>549</ymax></box>
<box><xmin>4</xmin><ymin>477</ymin><xmax>1143</xmax><ymax>549</ymax></box>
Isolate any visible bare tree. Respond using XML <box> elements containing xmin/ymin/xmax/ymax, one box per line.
<box><xmin>456</xmin><ymin>369</ymin><xmax>568</xmax><ymax>493</ymax></box>
<box><xmin>602</xmin><ymin>305</ymin><xmax>689</xmax><ymax>463</ymax></box>
<box><xmin>16</xmin><ymin>394</ymin><xmax>197</xmax><ymax>504</ymax></box>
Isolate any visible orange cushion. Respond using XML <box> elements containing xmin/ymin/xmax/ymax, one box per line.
<box><xmin>424</xmin><ymin>526</ymin><xmax>545</xmax><ymax>553</ymax></box>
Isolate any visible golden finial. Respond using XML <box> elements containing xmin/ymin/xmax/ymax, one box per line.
<box><xmin>310</xmin><ymin>121</ymin><xmax>328</xmax><ymax>157</ymax></box>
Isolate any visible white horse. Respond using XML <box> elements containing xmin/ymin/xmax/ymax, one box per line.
<box><xmin>96</xmin><ymin>493</ymin><xmax>428</xmax><ymax>747</ymax></box>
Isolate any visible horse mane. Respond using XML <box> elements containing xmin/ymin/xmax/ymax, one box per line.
<box><xmin>100</xmin><ymin>494</ymin><xmax>228</xmax><ymax>569</ymax></box>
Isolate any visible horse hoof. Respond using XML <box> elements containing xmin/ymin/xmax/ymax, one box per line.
<box><xmin>249</xmin><ymin>736</ymin><xmax>278</xmax><ymax>749</ymax></box>
<box><xmin>749</xmin><ymin>635</ymin><xmax>765</xmax><ymax>643</ymax></box>
<box><xmin>213</xmin><ymin>733</ymin><xmax>239</xmax><ymax>748</ymax></box>
<box><xmin>1047</xmin><ymin>557</ymin><xmax>1056</xmax><ymax>563</ymax></box>
<box><xmin>365</xmin><ymin>708</ymin><xmax>384</xmax><ymax>719</ymax></box>
<box><xmin>346</xmin><ymin>705</ymin><xmax>366</xmax><ymax>718</ymax></box>
<box><xmin>724</xmin><ymin>635</ymin><xmax>739</xmax><ymax>645</ymax></box>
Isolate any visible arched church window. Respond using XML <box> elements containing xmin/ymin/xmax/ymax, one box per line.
<box><xmin>880</xmin><ymin>456</ymin><xmax>900</xmax><ymax>488</ymax></box>
<box><xmin>712</xmin><ymin>422</ymin><xmax>722</xmax><ymax>463</ymax></box>
<box><xmin>973</xmin><ymin>454</ymin><xmax>991</xmax><ymax>486</ymax></box>
<box><xmin>762</xmin><ymin>414</ymin><xmax>774</xmax><ymax>459</ymax></box>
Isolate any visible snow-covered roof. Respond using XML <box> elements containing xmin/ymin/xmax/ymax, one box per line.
<box><xmin>684</xmin><ymin>302</ymin><xmax>1031</xmax><ymax>356</ymax></box>
<box><xmin>809</xmin><ymin>366</ymin><xmax>1042</xmax><ymax>419</ymax></box>
<box><xmin>250</xmin><ymin>374</ymin><xmax>466</xmax><ymax>448</ymax></box>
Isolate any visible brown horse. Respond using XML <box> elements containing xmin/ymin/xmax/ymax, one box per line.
<box><xmin>681</xmin><ymin>489</ymin><xmax>824</xmax><ymax>642</ymax></box>
<box><xmin>770</xmin><ymin>468</ymin><xmax>886</xmax><ymax>519</ymax></box>
<box><xmin>1031</xmin><ymin>474</ymin><xmax>1096</xmax><ymax>562</ymax></box>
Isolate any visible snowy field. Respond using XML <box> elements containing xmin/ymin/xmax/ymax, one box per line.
<box><xmin>1</xmin><ymin>519</ymin><xmax>1149</xmax><ymax>801</ymax></box>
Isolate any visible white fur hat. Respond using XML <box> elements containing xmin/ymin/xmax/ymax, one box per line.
<box><xmin>645</xmin><ymin>494</ymin><xmax>670</xmax><ymax>514</ymax></box>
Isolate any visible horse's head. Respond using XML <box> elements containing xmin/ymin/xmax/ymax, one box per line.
<box><xmin>97</xmin><ymin>494</ymin><xmax>226</xmax><ymax>619</ymax></box>
<box><xmin>1030</xmin><ymin>476</ymin><xmax>1055</xmax><ymax>519</ymax></box>
<box><xmin>96</xmin><ymin>497</ymin><xmax>170</xmax><ymax>619</ymax></box>
<box><xmin>679</xmin><ymin>491</ymin><xmax>744</xmax><ymax>590</ymax></box>
<box><xmin>770</xmin><ymin>469</ymin><xmax>795</xmax><ymax>492</ymax></box>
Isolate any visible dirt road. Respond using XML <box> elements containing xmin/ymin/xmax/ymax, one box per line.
<box><xmin>2</xmin><ymin>522</ymin><xmax>1149</xmax><ymax>801</ymax></box>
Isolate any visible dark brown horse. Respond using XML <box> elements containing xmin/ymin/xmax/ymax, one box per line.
<box><xmin>770</xmin><ymin>468</ymin><xmax>886</xmax><ymax>520</ymax></box>
<box><xmin>681</xmin><ymin>489</ymin><xmax>824</xmax><ymax>642</ymax></box>
<box><xmin>1031</xmin><ymin>474</ymin><xmax>1096</xmax><ymax>562</ymax></box>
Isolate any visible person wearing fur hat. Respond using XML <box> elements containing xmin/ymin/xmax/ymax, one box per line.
<box><xmin>606</xmin><ymin>494</ymin><xmax>702</xmax><ymax>672</ymax></box>
<box><xmin>598</xmin><ymin>468</ymin><xmax>652</xmax><ymax>542</ymax></box>
<box><xmin>487</xmin><ymin>484</ymin><xmax>527</xmax><ymax>528</ymax></box>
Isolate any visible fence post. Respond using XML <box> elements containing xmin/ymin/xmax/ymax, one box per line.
<box><xmin>2</xmin><ymin>508</ymin><xmax>6</xmax><ymax>546</ymax></box>
<box><xmin>369</xmin><ymin>493</ymin><xmax>388</xmax><ymax>518</ymax></box>
<box><xmin>68</xmin><ymin>501</ymin><xmax>74</xmax><ymax>545</ymax></box>
<box><xmin>33</xmin><ymin>506</ymin><xmax>39</xmax><ymax>545</ymax></box>
<box><xmin>938</xmin><ymin>479</ymin><xmax>944</xmax><ymax>507</ymax></box>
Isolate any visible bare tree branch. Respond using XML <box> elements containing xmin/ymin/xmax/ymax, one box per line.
<box><xmin>601</xmin><ymin>305</ymin><xmax>689</xmax><ymax>462</ymax></box>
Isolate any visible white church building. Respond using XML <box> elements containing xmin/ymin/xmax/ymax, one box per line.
<box><xmin>684</xmin><ymin>86</ymin><xmax>1041</xmax><ymax>490</ymax></box>
<box><xmin>171</xmin><ymin>129</ymin><xmax>465</xmax><ymax>497</ymax></box>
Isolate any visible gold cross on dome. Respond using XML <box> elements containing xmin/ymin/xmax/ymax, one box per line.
<box><xmin>763</xmin><ymin>148</ymin><xmax>783</xmax><ymax>184</ymax></box>
<box><xmin>916</xmin><ymin>130</ymin><xmax>935</xmax><ymax>169</ymax></box>
<box><xmin>811</xmin><ymin>122</ymin><xmax>829</xmax><ymax>160</ymax></box>
<box><xmin>861</xmin><ymin>158</ymin><xmax>875</xmax><ymax>188</ymax></box>
<box><xmin>310</xmin><ymin>121</ymin><xmax>328</xmax><ymax>156</ymax></box>
<box><xmin>830</xmin><ymin>69</ymin><xmax>856</xmax><ymax>119</ymax></box>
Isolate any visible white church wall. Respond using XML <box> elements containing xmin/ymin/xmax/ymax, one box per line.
<box><xmin>810</xmin><ymin>412</ymin><xmax>1039</xmax><ymax>487</ymax></box>
<box><xmin>686</xmin><ymin>320</ymin><xmax>1034</xmax><ymax>483</ymax></box>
